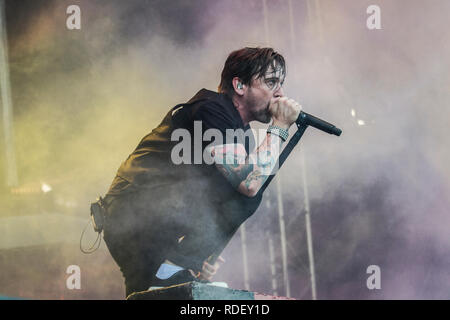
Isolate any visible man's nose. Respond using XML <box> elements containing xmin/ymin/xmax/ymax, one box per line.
<box><xmin>274</xmin><ymin>85</ymin><xmax>284</xmax><ymax>98</ymax></box>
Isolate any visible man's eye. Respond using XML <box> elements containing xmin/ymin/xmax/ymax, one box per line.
<box><xmin>266</xmin><ymin>80</ymin><xmax>276</xmax><ymax>88</ymax></box>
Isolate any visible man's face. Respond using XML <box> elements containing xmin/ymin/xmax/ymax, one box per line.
<box><xmin>244</xmin><ymin>63</ymin><xmax>285</xmax><ymax>123</ymax></box>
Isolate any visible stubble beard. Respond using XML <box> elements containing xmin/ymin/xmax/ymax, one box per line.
<box><xmin>246</xmin><ymin>89</ymin><xmax>272</xmax><ymax>124</ymax></box>
<box><xmin>256</xmin><ymin>101</ymin><xmax>272</xmax><ymax>123</ymax></box>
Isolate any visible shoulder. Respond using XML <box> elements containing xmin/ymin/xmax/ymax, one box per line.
<box><xmin>191</xmin><ymin>90</ymin><xmax>243</xmax><ymax>129</ymax></box>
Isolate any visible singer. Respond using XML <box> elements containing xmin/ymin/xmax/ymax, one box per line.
<box><xmin>101</xmin><ymin>47</ymin><xmax>302</xmax><ymax>298</ymax></box>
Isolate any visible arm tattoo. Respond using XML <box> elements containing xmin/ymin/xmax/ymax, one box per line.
<box><xmin>244</xmin><ymin>169</ymin><xmax>264</xmax><ymax>190</ymax></box>
<box><xmin>211</xmin><ymin>132</ymin><xmax>284</xmax><ymax>196</ymax></box>
<box><xmin>218</xmin><ymin>161</ymin><xmax>254</xmax><ymax>189</ymax></box>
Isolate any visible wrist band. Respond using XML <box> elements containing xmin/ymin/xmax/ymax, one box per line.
<box><xmin>267</xmin><ymin>125</ymin><xmax>289</xmax><ymax>142</ymax></box>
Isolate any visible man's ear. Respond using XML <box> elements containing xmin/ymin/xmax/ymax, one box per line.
<box><xmin>232</xmin><ymin>77</ymin><xmax>245</xmax><ymax>96</ymax></box>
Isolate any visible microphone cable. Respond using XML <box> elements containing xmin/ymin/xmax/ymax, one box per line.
<box><xmin>79</xmin><ymin>218</ymin><xmax>102</xmax><ymax>254</ymax></box>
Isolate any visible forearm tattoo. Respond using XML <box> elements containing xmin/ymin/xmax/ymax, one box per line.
<box><xmin>211</xmin><ymin>133</ymin><xmax>283</xmax><ymax>196</ymax></box>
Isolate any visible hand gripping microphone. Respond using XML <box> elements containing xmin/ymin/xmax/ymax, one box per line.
<box><xmin>296</xmin><ymin>111</ymin><xmax>342</xmax><ymax>136</ymax></box>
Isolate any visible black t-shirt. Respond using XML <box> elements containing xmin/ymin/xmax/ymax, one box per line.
<box><xmin>107</xmin><ymin>89</ymin><xmax>263</xmax><ymax>225</ymax></box>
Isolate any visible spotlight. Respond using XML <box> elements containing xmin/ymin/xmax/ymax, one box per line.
<box><xmin>41</xmin><ymin>183</ymin><xmax>52</xmax><ymax>193</ymax></box>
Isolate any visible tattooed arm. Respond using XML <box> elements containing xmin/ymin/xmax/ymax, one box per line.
<box><xmin>210</xmin><ymin>96</ymin><xmax>302</xmax><ymax>197</ymax></box>
<box><xmin>209</xmin><ymin>132</ymin><xmax>284</xmax><ymax>198</ymax></box>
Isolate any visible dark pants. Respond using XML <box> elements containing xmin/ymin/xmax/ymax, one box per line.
<box><xmin>103</xmin><ymin>182</ymin><xmax>236</xmax><ymax>298</ymax></box>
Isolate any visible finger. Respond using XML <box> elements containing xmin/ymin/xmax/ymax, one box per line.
<box><xmin>201</xmin><ymin>269</ymin><xmax>214</xmax><ymax>279</ymax></box>
<box><xmin>203</xmin><ymin>262</ymin><xmax>217</xmax><ymax>274</ymax></box>
<box><xmin>199</xmin><ymin>273</ymin><xmax>213</xmax><ymax>281</ymax></box>
<box><xmin>269</xmin><ymin>98</ymin><xmax>280</xmax><ymax>114</ymax></box>
<box><xmin>272</xmin><ymin>97</ymin><xmax>288</xmax><ymax>115</ymax></box>
<box><xmin>217</xmin><ymin>255</ymin><xmax>226</xmax><ymax>263</ymax></box>
<box><xmin>280</xmin><ymin>97</ymin><xmax>289</xmax><ymax>107</ymax></box>
<box><xmin>188</xmin><ymin>269</ymin><xmax>200</xmax><ymax>278</ymax></box>
<box><xmin>201</xmin><ymin>268</ymin><xmax>215</xmax><ymax>280</ymax></box>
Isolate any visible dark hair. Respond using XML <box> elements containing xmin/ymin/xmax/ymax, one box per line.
<box><xmin>218</xmin><ymin>47</ymin><xmax>286</xmax><ymax>96</ymax></box>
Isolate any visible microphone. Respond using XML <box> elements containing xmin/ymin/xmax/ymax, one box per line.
<box><xmin>296</xmin><ymin>111</ymin><xmax>342</xmax><ymax>136</ymax></box>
